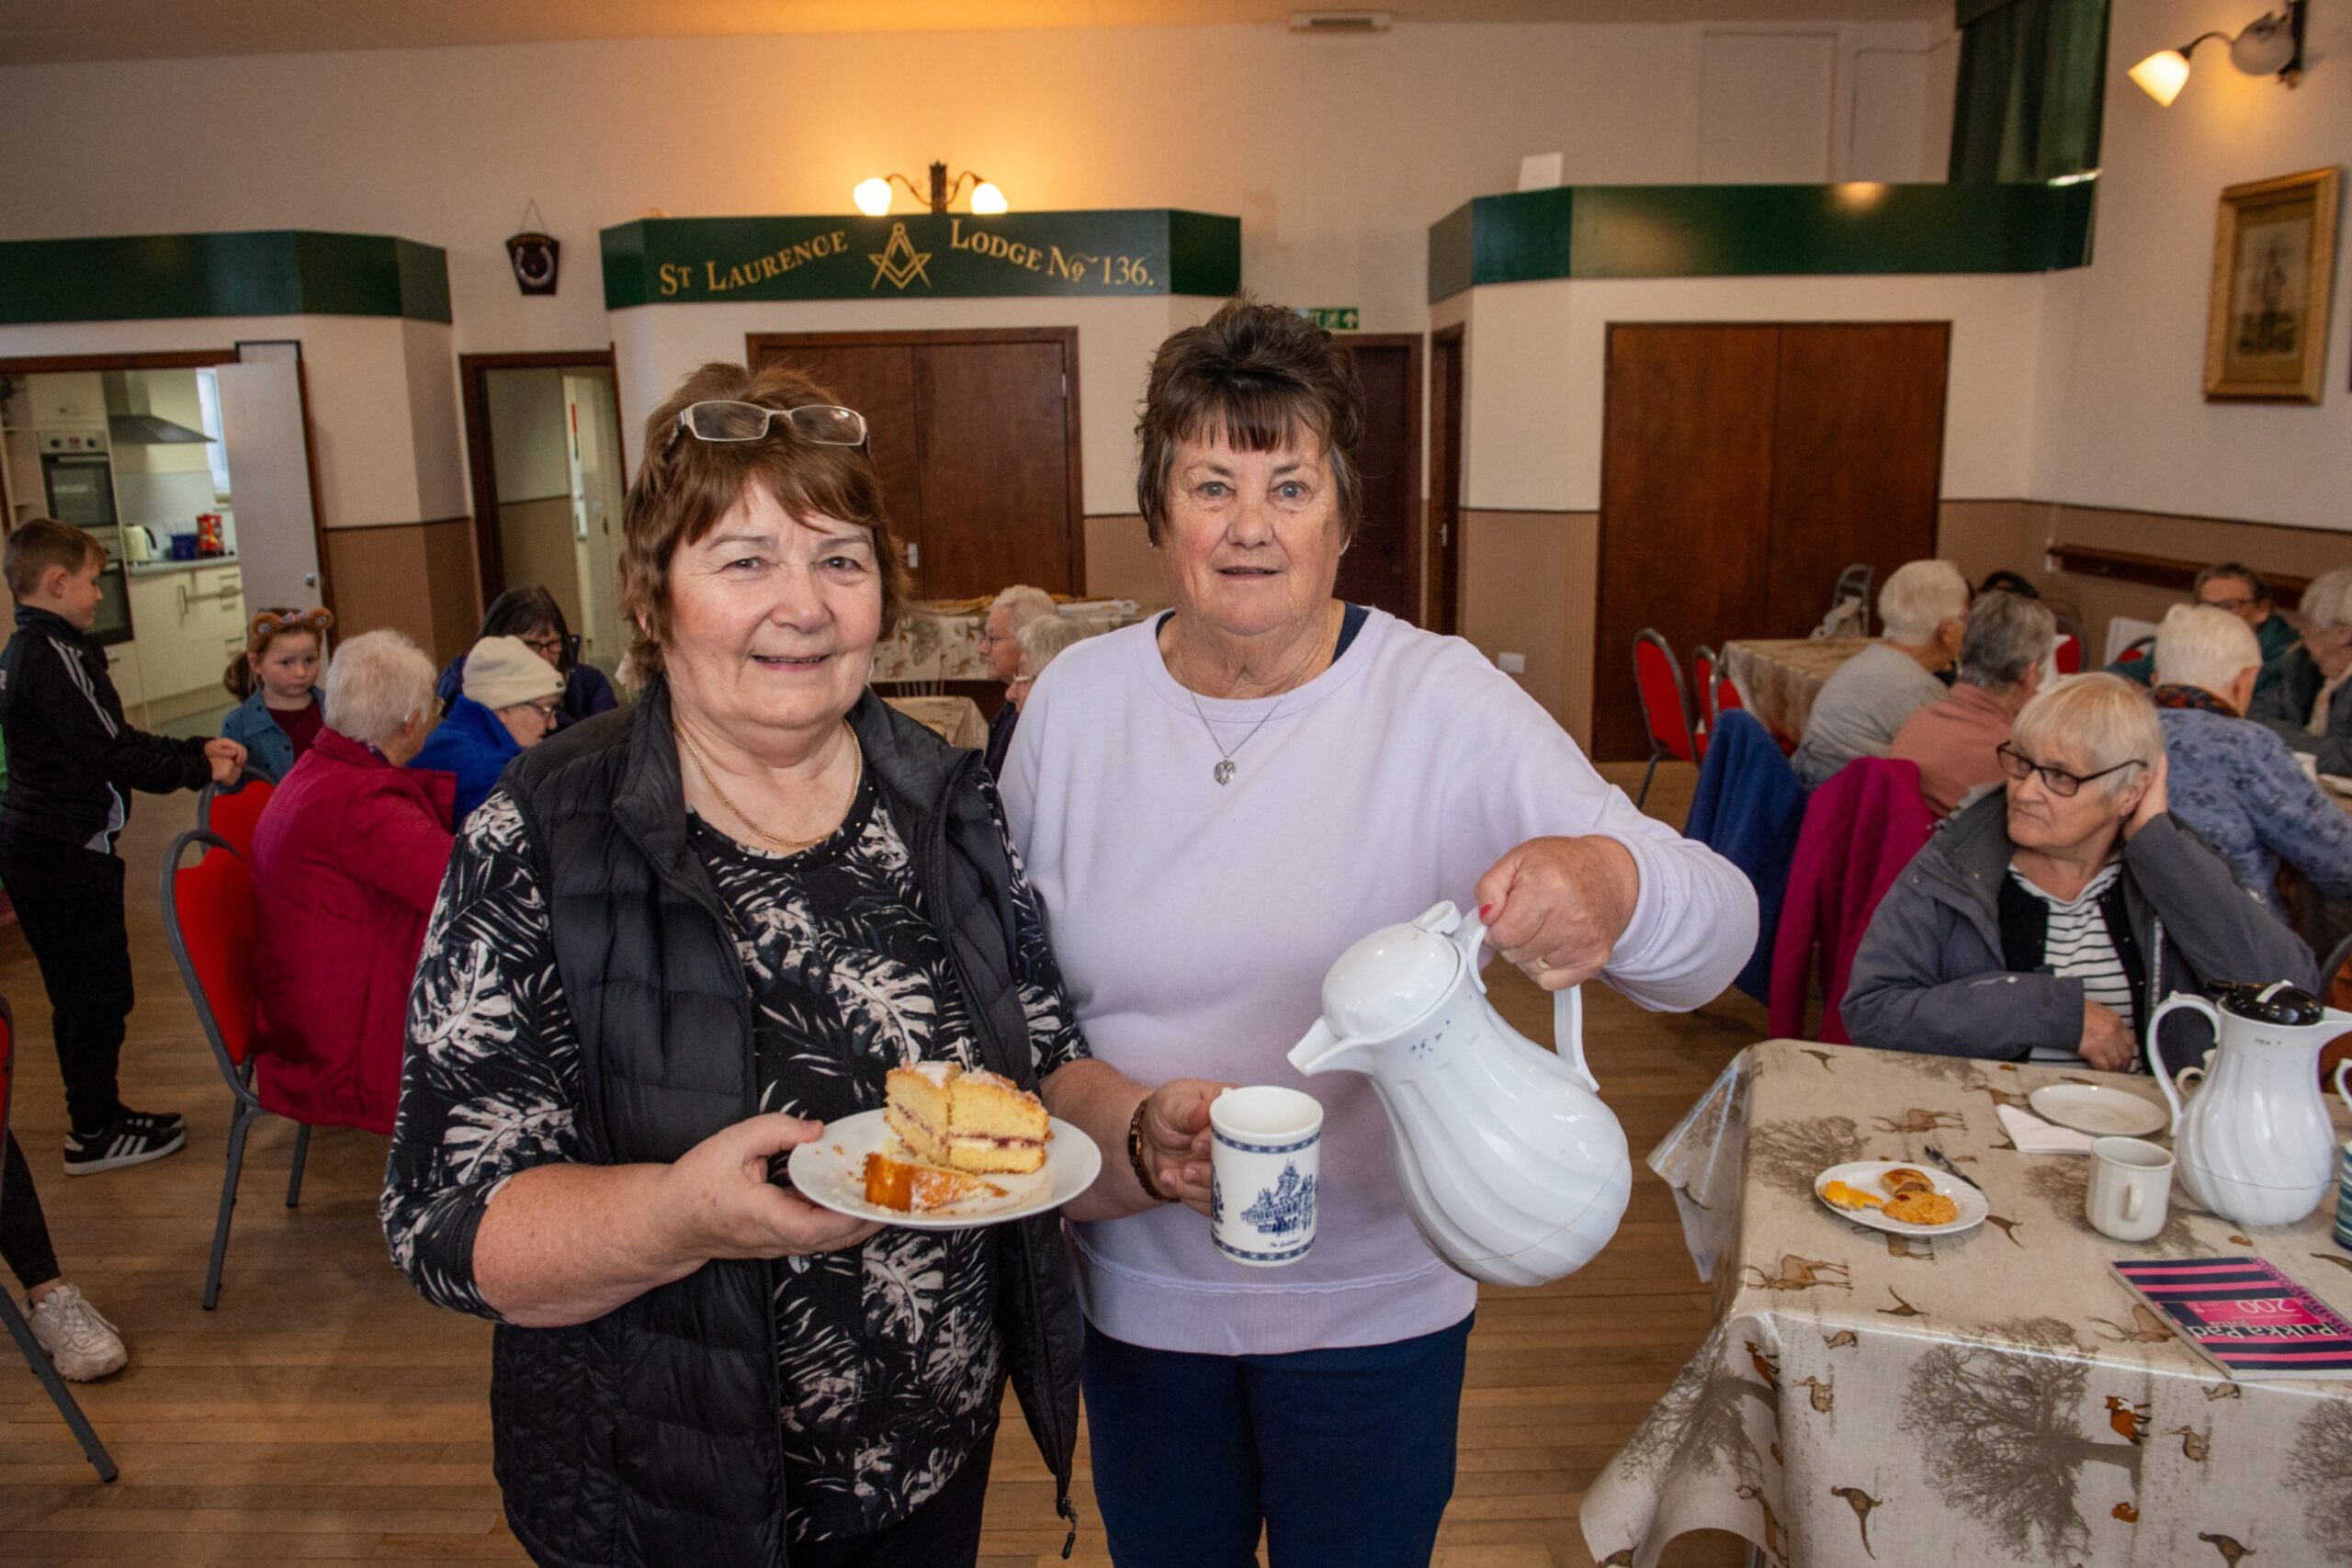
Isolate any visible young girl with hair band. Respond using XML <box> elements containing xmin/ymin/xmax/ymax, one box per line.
<box><xmin>220</xmin><ymin>606</ymin><xmax>334</xmax><ymax>786</ymax></box>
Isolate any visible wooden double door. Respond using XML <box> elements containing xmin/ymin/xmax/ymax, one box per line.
<box><xmin>748</xmin><ymin>329</ymin><xmax>1082</xmax><ymax>600</ymax></box>
<box><xmin>1592</xmin><ymin>321</ymin><xmax>1951</xmax><ymax>761</ymax></box>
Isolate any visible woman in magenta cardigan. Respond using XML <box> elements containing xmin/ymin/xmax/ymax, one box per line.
<box><xmin>249</xmin><ymin>629</ymin><xmax>453</xmax><ymax>1134</ymax></box>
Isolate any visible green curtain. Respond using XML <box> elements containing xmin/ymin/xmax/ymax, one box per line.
<box><xmin>1949</xmin><ymin>0</ymin><xmax>2110</xmax><ymax>183</ymax></box>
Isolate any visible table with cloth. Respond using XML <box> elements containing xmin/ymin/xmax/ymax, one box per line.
<box><xmin>868</xmin><ymin>597</ymin><xmax>1152</xmax><ymax>688</ymax></box>
<box><xmin>1580</xmin><ymin>1039</ymin><xmax>2352</xmax><ymax>1568</ymax></box>
<box><xmin>1721</xmin><ymin>638</ymin><xmax>1874</xmax><ymax>748</ymax></box>
<box><xmin>880</xmin><ymin>694</ymin><xmax>987</xmax><ymax>750</ymax></box>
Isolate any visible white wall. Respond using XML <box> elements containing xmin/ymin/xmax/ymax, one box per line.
<box><xmin>2031</xmin><ymin>0</ymin><xmax>2352</xmax><ymax>532</ymax></box>
<box><xmin>1457</xmin><ymin>270</ymin><xmax>2049</xmax><ymax>512</ymax></box>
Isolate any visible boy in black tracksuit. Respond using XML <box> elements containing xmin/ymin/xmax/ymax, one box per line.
<box><xmin>0</xmin><ymin>519</ymin><xmax>245</xmax><ymax>1173</ymax></box>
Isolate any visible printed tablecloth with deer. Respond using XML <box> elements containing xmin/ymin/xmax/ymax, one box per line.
<box><xmin>1579</xmin><ymin>1040</ymin><xmax>2352</xmax><ymax>1568</ymax></box>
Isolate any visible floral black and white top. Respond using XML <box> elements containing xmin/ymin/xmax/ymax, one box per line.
<box><xmin>380</xmin><ymin>771</ymin><xmax>1089</xmax><ymax>1544</ymax></box>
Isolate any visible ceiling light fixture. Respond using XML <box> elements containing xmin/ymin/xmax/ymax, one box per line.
<box><xmin>851</xmin><ymin>162</ymin><xmax>1009</xmax><ymax>217</ymax></box>
<box><xmin>2129</xmin><ymin>0</ymin><xmax>2307</xmax><ymax>106</ymax></box>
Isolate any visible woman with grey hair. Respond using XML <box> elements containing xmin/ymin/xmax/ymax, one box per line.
<box><xmin>1008</xmin><ymin>614</ymin><xmax>1092</xmax><ymax>712</ymax></box>
<box><xmin>1887</xmin><ymin>591</ymin><xmax>2057</xmax><ymax>816</ymax></box>
<box><xmin>983</xmin><ymin>584</ymin><xmax>1059</xmax><ymax>773</ymax></box>
<box><xmin>2152</xmin><ymin>604</ymin><xmax>2352</xmax><ymax>915</ymax></box>
<box><xmin>2251</xmin><ymin>567</ymin><xmax>2352</xmax><ymax>773</ymax></box>
<box><xmin>1791</xmin><ymin>559</ymin><xmax>1971</xmax><ymax>785</ymax></box>
<box><xmin>1846</xmin><ymin>673</ymin><xmax>2315</xmax><ymax>1076</ymax></box>
<box><xmin>249</xmin><ymin>628</ymin><xmax>455</xmax><ymax>1135</ymax></box>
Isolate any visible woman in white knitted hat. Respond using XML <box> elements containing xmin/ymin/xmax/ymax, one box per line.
<box><xmin>410</xmin><ymin>633</ymin><xmax>564</xmax><ymax>823</ymax></box>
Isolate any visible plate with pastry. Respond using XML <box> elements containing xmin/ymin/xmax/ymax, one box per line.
<box><xmin>786</xmin><ymin>1060</ymin><xmax>1101</xmax><ymax>1230</ymax></box>
<box><xmin>1814</xmin><ymin>1159</ymin><xmax>1987</xmax><ymax>1237</ymax></box>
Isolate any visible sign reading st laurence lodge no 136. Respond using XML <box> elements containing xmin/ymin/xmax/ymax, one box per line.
<box><xmin>601</xmin><ymin>210</ymin><xmax>1241</xmax><ymax>307</ymax></box>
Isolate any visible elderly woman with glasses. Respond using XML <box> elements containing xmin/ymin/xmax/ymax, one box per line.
<box><xmin>435</xmin><ymin>584</ymin><xmax>620</xmax><ymax>731</ymax></box>
<box><xmin>1846</xmin><ymin>672</ymin><xmax>2315</xmax><ymax>1077</ymax></box>
<box><xmin>408</xmin><ymin>634</ymin><xmax>565</xmax><ymax>824</ymax></box>
<box><xmin>383</xmin><ymin>361</ymin><xmax>1208</xmax><ymax>1568</ymax></box>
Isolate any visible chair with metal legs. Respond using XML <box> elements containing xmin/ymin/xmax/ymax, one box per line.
<box><xmin>162</xmin><ymin>829</ymin><xmax>311</xmax><ymax>1310</ymax></box>
<box><xmin>0</xmin><ymin>995</ymin><xmax>119</xmax><ymax>1481</ymax></box>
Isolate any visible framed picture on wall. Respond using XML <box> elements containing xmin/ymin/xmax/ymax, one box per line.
<box><xmin>2204</xmin><ymin>166</ymin><xmax>2339</xmax><ymax>402</ymax></box>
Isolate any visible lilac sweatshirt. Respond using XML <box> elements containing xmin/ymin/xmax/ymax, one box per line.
<box><xmin>1002</xmin><ymin>610</ymin><xmax>1756</xmax><ymax>1356</ymax></box>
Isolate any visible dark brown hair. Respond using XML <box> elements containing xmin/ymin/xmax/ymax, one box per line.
<box><xmin>1135</xmin><ymin>299</ymin><xmax>1365</xmax><ymax>547</ymax></box>
<box><xmin>4</xmin><ymin>517</ymin><xmax>102</xmax><ymax>599</ymax></box>
<box><xmin>222</xmin><ymin>605</ymin><xmax>333</xmax><ymax>699</ymax></box>
<box><xmin>2194</xmin><ymin>561</ymin><xmax>2270</xmax><ymax>604</ymax></box>
<box><xmin>475</xmin><ymin>584</ymin><xmax>575</xmax><ymax>671</ymax></box>
<box><xmin>622</xmin><ymin>361</ymin><xmax>909</xmax><ymax>680</ymax></box>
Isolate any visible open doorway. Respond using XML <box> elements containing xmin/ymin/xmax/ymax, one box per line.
<box><xmin>459</xmin><ymin>350</ymin><xmax>628</xmax><ymax>676</ymax></box>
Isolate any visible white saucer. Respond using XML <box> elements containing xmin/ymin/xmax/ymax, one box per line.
<box><xmin>786</xmin><ymin>1107</ymin><xmax>1101</xmax><ymax>1231</ymax></box>
<box><xmin>1815</xmin><ymin>1160</ymin><xmax>1989</xmax><ymax>1237</ymax></box>
<box><xmin>2029</xmin><ymin>1083</ymin><xmax>2167</xmax><ymax>1138</ymax></box>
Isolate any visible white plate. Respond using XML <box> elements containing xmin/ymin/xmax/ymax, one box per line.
<box><xmin>786</xmin><ymin>1107</ymin><xmax>1101</xmax><ymax>1231</ymax></box>
<box><xmin>2321</xmin><ymin>773</ymin><xmax>2352</xmax><ymax>795</ymax></box>
<box><xmin>1815</xmin><ymin>1160</ymin><xmax>1989</xmax><ymax>1237</ymax></box>
<box><xmin>2029</xmin><ymin>1083</ymin><xmax>2167</xmax><ymax>1138</ymax></box>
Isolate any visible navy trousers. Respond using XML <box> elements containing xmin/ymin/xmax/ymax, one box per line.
<box><xmin>1080</xmin><ymin>1314</ymin><xmax>1473</xmax><ymax>1568</ymax></box>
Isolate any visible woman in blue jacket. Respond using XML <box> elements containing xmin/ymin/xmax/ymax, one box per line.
<box><xmin>411</xmin><ymin>635</ymin><xmax>562</xmax><ymax>823</ymax></box>
<box><xmin>219</xmin><ymin>606</ymin><xmax>334</xmax><ymax>785</ymax></box>
<box><xmin>434</xmin><ymin>584</ymin><xmax>617</xmax><ymax>730</ymax></box>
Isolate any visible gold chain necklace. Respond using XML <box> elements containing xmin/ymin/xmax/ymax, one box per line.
<box><xmin>677</xmin><ymin>720</ymin><xmax>862</xmax><ymax>853</ymax></box>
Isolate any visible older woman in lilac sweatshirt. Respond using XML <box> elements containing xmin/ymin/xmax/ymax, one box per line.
<box><xmin>1001</xmin><ymin>301</ymin><xmax>1756</xmax><ymax>1568</ymax></box>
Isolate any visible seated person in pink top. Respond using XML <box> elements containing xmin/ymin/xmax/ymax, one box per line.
<box><xmin>1889</xmin><ymin>590</ymin><xmax>2056</xmax><ymax>817</ymax></box>
<box><xmin>249</xmin><ymin>629</ymin><xmax>454</xmax><ymax>1135</ymax></box>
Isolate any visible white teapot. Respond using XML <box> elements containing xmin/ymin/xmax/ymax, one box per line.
<box><xmin>1287</xmin><ymin>900</ymin><xmax>1632</xmax><ymax>1287</ymax></box>
<box><xmin>2149</xmin><ymin>982</ymin><xmax>2349</xmax><ymax>1228</ymax></box>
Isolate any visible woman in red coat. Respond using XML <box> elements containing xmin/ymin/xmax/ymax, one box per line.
<box><xmin>250</xmin><ymin>629</ymin><xmax>455</xmax><ymax>1134</ymax></box>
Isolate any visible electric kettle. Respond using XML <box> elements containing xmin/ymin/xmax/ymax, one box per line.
<box><xmin>1288</xmin><ymin>900</ymin><xmax>1632</xmax><ymax>1287</ymax></box>
<box><xmin>2149</xmin><ymin>981</ymin><xmax>2348</xmax><ymax>1227</ymax></box>
<box><xmin>120</xmin><ymin>525</ymin><xmax>156</xmax><ymax>564</ymax></box>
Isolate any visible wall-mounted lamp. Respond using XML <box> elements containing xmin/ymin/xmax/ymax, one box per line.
<box><xmin>2129</xmin><ymin>0</ymin><xmax>2306</xmax><ymax>106</ymax></box>
<box><xmin>852</xmin><ymin>161</ymin><xmax>1008</xmax><ymax>217</ymax></box>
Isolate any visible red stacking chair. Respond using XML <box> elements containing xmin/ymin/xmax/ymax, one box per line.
<box><xmin>163</xmin><ymin>829</ymin><xmax>311</xmax><ymax>1310</ymax></box>
<box><xmin>198</xmin><ymin>778</ymin><xmax>276</xmax><ymax>862</ymax></box>
<box><xmin>0</xmin><ymin>995</ymin><xmax>119</xmax><ymax>1482</ymax></box>
<box><xmin>1633</xmin><ymin>629</ymin><xmax>1701</xmax><ymax>809</ymax></box>
<box><xmin>2053</xmin><ymin>631</ymin><xmax>2083</xmax><ymax>675</ymax></box>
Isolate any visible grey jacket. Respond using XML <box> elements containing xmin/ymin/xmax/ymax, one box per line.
<box><xmin>2249</xmin><ymin>643</ymin><xmax>2352</xmax><ymax>777</ymax></box>
<box><xmin>1843</xmin><ymin>792</ymin><xmax>2317</xmax><ymax>1077</ymax></box>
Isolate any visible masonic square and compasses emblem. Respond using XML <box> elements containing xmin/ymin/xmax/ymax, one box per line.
<box><xmin>868</xmin><ymin>222</ymin><xmax>933</xmax><ymax>291</ymax></box>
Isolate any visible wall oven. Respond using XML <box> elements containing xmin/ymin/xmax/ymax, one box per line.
<box><xmin>80</xmin><ymin>528</ymin><xmax>134</xmax><ymax>649</ymax></box>
<box><xmin>40</xmin><ymin>430</ymin><xmax>119</xmax><ymax>532</ymax></box>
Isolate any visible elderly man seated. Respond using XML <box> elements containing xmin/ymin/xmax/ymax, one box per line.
<box><xmin>2252</xmin><ymin>568</ymin><xmax>2352</xmax><ymax>776</ymax></box>
<box><xmin>250</xmin><ymin>629</ymin><xmax>456</xmax><ymax>1135</ymax></box>
<box><xmin>1846</xmin><ymin>673</ymin><xmax>2316</xmax><ymax>1076</ymax></box>
<box><xmin>1791</xmin><ymin>559</ymin><xmax>1970</xmax><ymax>786</ymax></box>
<box><xmin>981</xmin><ymin>583</ymin><xmax>1057</xmax><ymax>774</ymax></box>
<box><xmin>2111</xmin><ymin>561</ymin><xmax>2298</xmax><ymax>702</ymax></box>
<box><xmin>1888</xmin><ymin>591</ymin><xmax>2056</xmax><ymax>817</ymax></box>
<box><xmin>2151</xmin><ymin>604</ymin><xmax>2352</xmax><ymax>916</ymax></box>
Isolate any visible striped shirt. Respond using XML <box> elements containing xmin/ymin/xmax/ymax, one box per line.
<box><xmin>2008</xmin><ymin>860</ymin><xmax>2135</xmax><ymax>1065</ymax></box>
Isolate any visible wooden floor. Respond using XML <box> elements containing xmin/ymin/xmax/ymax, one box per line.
<box><xmin>0</xmin><ymin>762</ymin><xmax>1756</xmax><ymax>1567</ymax></box>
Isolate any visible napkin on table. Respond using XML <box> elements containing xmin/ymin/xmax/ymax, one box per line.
<box><xmin>1997</xmin><ymin>1103</ymin><xmax>2098</xmax><ymax>1154</ymax></box>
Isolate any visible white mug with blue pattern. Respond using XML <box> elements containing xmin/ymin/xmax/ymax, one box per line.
<box><xmin>1209</xmin><ymin>1086</ymin><xmax>1322</xmax><ymax>1268</ymax></box>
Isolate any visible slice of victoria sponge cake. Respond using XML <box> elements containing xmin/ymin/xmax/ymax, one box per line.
<box><xmin>882</xmin><ymin>1061</ymin><xmax>1049</xmax><ymax>1175</ymax></box>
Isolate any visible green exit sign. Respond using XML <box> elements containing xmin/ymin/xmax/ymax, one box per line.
<box><xmin>1299</xmin><ymin>306</ymin><xmax>1360</xmax><ymax>331</ymax></box>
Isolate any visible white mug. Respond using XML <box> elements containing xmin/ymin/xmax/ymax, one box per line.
<box><xmin>2086</xmin><ymin>1136</ymin><xmax>2175</xmax><ymax>1242</ymax></box>
<box><xmin>1210</xmin><ymin>1086</ymin><xmax>1322</xmax><ymax>1268</ymax></box>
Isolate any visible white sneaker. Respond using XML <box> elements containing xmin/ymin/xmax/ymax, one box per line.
<box><xmin>27</xmin><ymin>1282</ymin><xmax>128</xmax><ymax>1382</ymax></box>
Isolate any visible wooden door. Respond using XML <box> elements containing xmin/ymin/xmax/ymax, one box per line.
<box><xmin>1334</xmin><ymin>334</ymin><xmax>1422</xmax><ymax>624</ymax></box>
<box><xmin>1428</xmin><ymin>325</ymin><xmax>1464</xmax><ymax>635</ymax></box>
<box><xmin>1593</xmin><ymin>325</ymin><xmax>1782</xmax><ymax>762</ymax></box>
<box><xmin>1759</xmin><ymin>324</ymin><xmax>1950</xmax><ymax>636</ymax></box>
<box><xmin>749</xmin><ymin>329</ymin><xmax>1081</xmax><ymax>600</ymax></box>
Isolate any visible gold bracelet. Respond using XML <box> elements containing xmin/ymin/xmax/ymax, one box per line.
<box><xmin>1126</xmin><ymin>1097</ymin><xmax>1172</xmax><ymax>1203</ymax></box>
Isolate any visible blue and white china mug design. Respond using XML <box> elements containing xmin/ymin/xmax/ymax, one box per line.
<box><xmin>1209</xmin><ymin>1086</ymin><xmax>1323</xmax><ymax>1267</ymax></box>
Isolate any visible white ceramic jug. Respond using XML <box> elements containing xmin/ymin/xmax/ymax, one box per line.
<box><xmin>1287</xmin><ymin>900</ymin><xmax>1632</xmax><ymax>1287</ymax></box>
<box><xmin>2149</xmin><ymin>982</ymin><xmax>2349</xmax><ymax>1227</ymax></box>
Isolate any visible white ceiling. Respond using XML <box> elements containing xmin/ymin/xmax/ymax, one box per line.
<box><xmin>1</xmin><ymin>0</ymin><xmax>1946</xmax><ymax>67</ymax></box>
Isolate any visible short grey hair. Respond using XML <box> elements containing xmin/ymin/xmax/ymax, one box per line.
<box><xmin>989</xmin><ymin>584</ymin><xmax>1057</xmax><ymax>633</ymax></box>
<box><xmin>2011</xmin><ymin>672</ymin><xmax>2163</xmax><ymax>795</ymax></box>
<box><xmin>1017</xmin><ymin>614</ymin><xmax>1091</xmax><ymax>680</ymax></box>
<box><xmin>2301</xmin><ymin>568</ymin><xmax>2352</xmax><ymax>633</ymax></box>
<box><xmin>1956</xmin><ymin>591</ymin><xmax>2057</xmax><ymax>691</ymax></box>
<box><xmin>1879</xmin><ymin>559</ymin><xmax>1971</xmax><ymax>645</ymax></box>
<box><xmin>2154</xmin><ymin>604</ymin><xmax>2261</xmax><ymax>695</ymax></box>
<box><xmin>322</xmin><ymin>628</ymin><xmax>437</xmax><ymax>749</ymax></box>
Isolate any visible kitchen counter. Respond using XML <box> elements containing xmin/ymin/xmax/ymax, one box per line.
<box><xmin>125</xmin><ymin>554</ymin><xmax>238</xmax><ymax>578</ymax></box>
